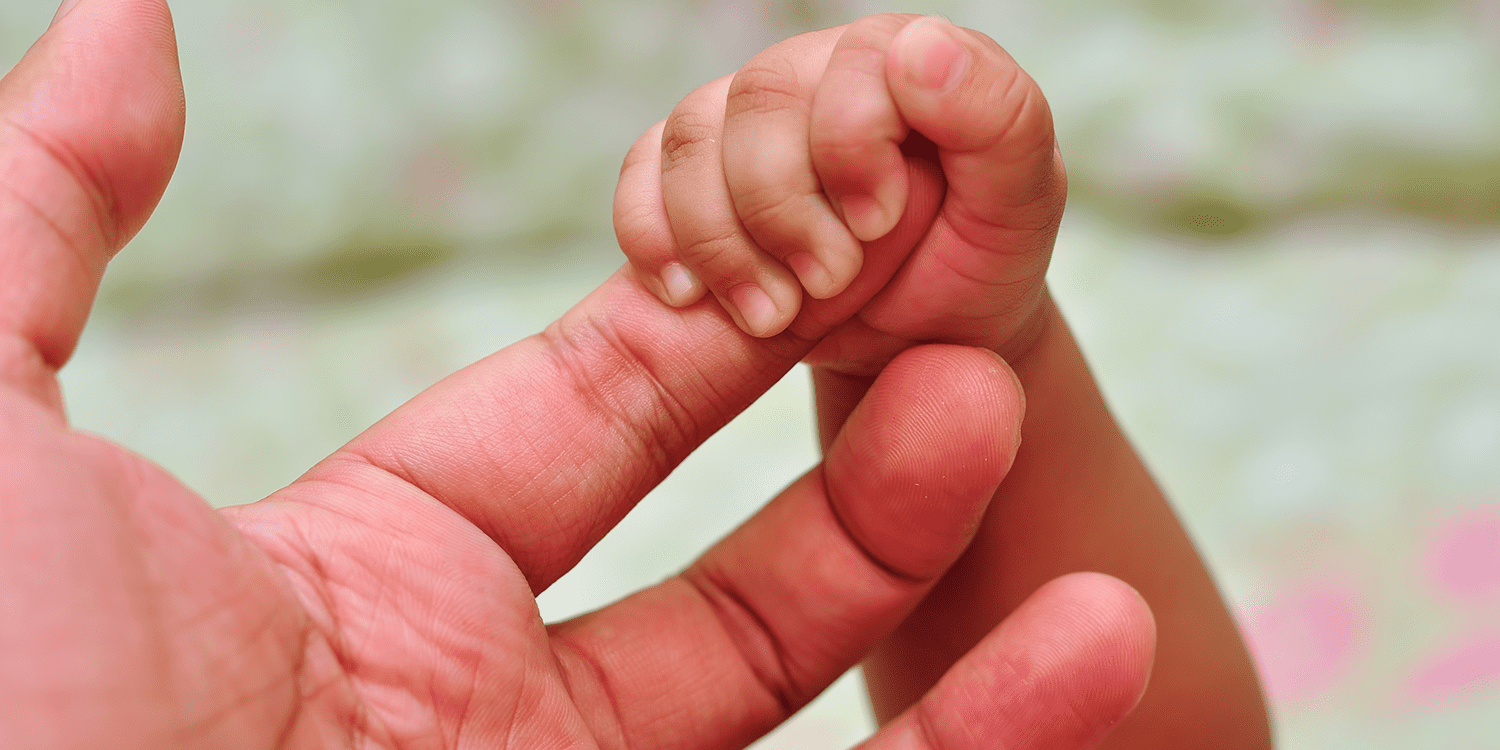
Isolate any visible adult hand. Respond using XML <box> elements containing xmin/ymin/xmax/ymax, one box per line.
<box><xmin>0</xmin><ymin>2</ymin><xmax>1154</xmax><ymax>749</ymax></box>
<box><xmin>617</xmin><ymin>14</ymin><xmax>1270</xmax><ymax>748</ymax></box>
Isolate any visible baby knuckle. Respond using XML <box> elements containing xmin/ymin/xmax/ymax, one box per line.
<box><xmin>842</xmin><ymin>13</ymin><xmax>915</xmax><ymax>52</ymax></box>
<box><xmin>726</xmin><ymin>57</ymin><xmax>805</xmax><ymax>119</ymax></box>
<box><xmin>618</xmin><ymin>123</ymin><xmax>663</xmax><ymax>177</ymax></box>
<box><xmin>734</xmin><ymin>185</ymin><xmax>800</xmax><ymax>235</ymax></box>
<box><xmin>680</xmin><ymin>225</ymin><xmax>748</xmax><ymax>268</ymax></box>
<box><xmin>660</xmin><ymin>109</ymin><xmax>721</xmax><ymax>174</ymax></box>
<box><xmin>809</xmin><ymin>127</ymin><xmax>884</xmax><ymax>163</ymax></box>
<box><xmin>611</xmin><ymin>206</ymin><xmax>663</xmax><ymax>254</ymax></box>
<box><xmin>958</xmin><ymin>25</ymin><xmax>1007</xmax><ymax>58</ymax></box>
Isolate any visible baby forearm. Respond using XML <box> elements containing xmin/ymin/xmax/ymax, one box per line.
<box><xmin>861</xmin><ymin>294</ymin><xmax>1273</xmax><ymax>748</ymax></box>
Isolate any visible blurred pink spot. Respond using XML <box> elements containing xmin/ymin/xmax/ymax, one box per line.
<box><xmin>1242</xmin><ymin>580</ymin><xmax>1367</xmax><ymax>704</ymax></box>
<box><xmin>402</xmin><ymin>148</ymin><xmax>467</xmax><ymax>213</ymax></box>
<box><xmin>1297</xmin><ymin>0</ymin><xmax>1344</xmax><ymax>49</ymax></box>
<box><xmin>1423</xmin><ymin>508</ymin><xmax>1500</xmax><ymax>604</ymax></box>
<box><xmin>1403</xmin><ymin>631</ymin><xmax>1500</xmax><ymax>705</ymax></box>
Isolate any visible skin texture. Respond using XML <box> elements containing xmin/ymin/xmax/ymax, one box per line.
<box><xmin>0</xmin><ymin>2</ymin><xmax>1157</xmax><ymax>748</ymax></box>
<box><xmin>617</xmin><ymin>14</ymin><xmax>1274</xmax><ymax>749</ymax></box>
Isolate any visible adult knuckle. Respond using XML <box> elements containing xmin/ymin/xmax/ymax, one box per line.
<box><xmin>539</xmin><ymin>316</ymin><xmax>699</xmax><ymax>480</ymax></box>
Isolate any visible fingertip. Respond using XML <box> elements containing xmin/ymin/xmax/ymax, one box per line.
<box><xmin>875</xmin><ymin>16</ymin><xmax>1065</xmax><ymax>287</ymax></box>
<box><xmin>821</xmin><ymin>346</ymin><xmax>1018</xmax><ymax>582</ymax></box>
<box><xmin>724</xmin><ymin>282</ymin><xmax>797</xmax><ymax>338</ymax></box>
<box><xmin>787</xmin><ymin>212</ymin><xmax>865</xmax><ymax>300</ymax></box>
<box><xmin>885</xmin><ymin>16</ymin><xmax>1053</xmax><ymax>162</ymax></box>
<box><xmin>836</xmin><ymin>173</ymin><xmax>906</xmax><ymax>242</ymax></box>
<box><xmin>660</xmin><ymin>262</ymin><xmax>705</xmax><ymax>307</ymax></box>
<box><xmin>786</xmin><ymin>253</ymin><xmax>836</xmax><ymax>299</ymax></box>
<box><xmin>639</xmin><ymin>269</ymin><xmax>667</xmax><ymax>302</ymax></box>
<box><xmin>1035</xmin><ymin>571</ymin><xmax>1159</xmax><ymax>716</ymax></box>
<box><xmin>868</xmin><ymin>571</ymin><xmax>1159</xmax><ymax>750</ymax></box>
<box><xmin>627</xmin><ymin>262</ymin><xmax>672</xmax><ymax>307</ymax></box>
<box><xmin>4</xmin><ymin>0</ymin><xmax>184</xmax><ymax>266</ymax></box>
<box><xmin>835</xmin><ymin>344</ymin><xmax>1024</xmax><ymax>494</ymax></box>
<box><xmin>1052</xmin><ymin>571</ymin><xmax>1158</xmax><ymax>652</ymax></box>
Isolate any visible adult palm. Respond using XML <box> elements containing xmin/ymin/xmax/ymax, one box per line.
<box><xmin>0</xmin><ymin>2</ymin><xmax>1154</xmax><ymax>749</ymax></box>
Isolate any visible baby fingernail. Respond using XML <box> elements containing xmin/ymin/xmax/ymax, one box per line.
<box><xmin>787</xmin><ymin>252</ymin><xmax>836</xmax><ymax>299</ymax></box>
<box><xmin>729</xmin><ymin>283</ymin><xmax>780</xmax><ymax>337</ymax></box>
<box><xmin>839</xmin><ymin>178</ymin><xmax>904</xmax><ymax>243</ymax></box>
<box><xmin>838</xmin><ymin>194</ymin><xmax>882</xmax><ymax>242</ymax></box>
<box><xmin>899</xmin><ymin>19</ymin><xmax>969</xmax><ymax>92</ymax></box>
<box><xmin>660</xmin><ymin>262</ymin><xmax>702</xmax><ymax>307</ymax></box>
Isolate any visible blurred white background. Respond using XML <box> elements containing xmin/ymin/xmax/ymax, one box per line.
<box><xmin>5</xmin><ymin>0</ymin><xmax>1500</xmax><ymax>746</ymax></box>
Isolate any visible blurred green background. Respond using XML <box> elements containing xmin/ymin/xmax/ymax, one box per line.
<box><xmin>5</xmin><ymin>0</ymin><xmax>1500</xmax><ymax>746</ymax></box>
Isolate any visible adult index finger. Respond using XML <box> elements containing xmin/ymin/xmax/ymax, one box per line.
<box><xmin>255</xmin><ymin>179</ymin><xmax>937</xmax><ymax>594</ymax></box>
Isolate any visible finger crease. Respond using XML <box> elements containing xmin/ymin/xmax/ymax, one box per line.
<box><xmin>681</xmin><ymin>569</ymin><xmax>801</xmax><ymax>716</ymax></box>
<box><xmin>540</xmin><ymin>315</ymin><xmax>702</xmax><ymax>493</ymax></box>
<box><xmin>822</xmin><ymin>480</ymin><xmax>932</xmax><ymax>585</ymax></box>
<box><xmin>548</xmin><ymin>636</ymin><xmax>629</xmax><ymax>750</ymax></box>
<box><xmin>2</xmin><ymin>116</ymin><xmax>120</xmax><ymax>250</ymax></box>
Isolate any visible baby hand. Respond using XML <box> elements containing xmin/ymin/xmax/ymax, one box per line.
<box><xmin>615</xmin><ymin>14</ymin><xmax>1061</xmax><ymax>345</ymax></box>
